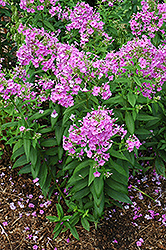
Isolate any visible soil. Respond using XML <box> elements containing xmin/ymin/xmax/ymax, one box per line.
<box><xmin>0</xmin><ymin>146</ymin><xmax>166</xmax><ymax>250</ymax></box>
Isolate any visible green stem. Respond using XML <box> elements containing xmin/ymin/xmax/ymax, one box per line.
<box><xmin>10</xmin><ymin>98</ymin><xmax>29</xmax><ymax>127</ymax></box>
<box><xmin>132</xmin><ymin>185</ymin><xmax>156</xmax><ymax>202</ymax></box>
<box><xmin>40</xmin><ymin>152</ymin><xmax>66</xmax><ymax>200</ymax></box>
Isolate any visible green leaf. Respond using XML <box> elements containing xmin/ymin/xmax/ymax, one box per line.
<box><xmin>71</xmin><ymin>187</ymin><xmax>90</xmax><ymax>201</ymax></box>
<box><xmin>71</xmin><ymin>177</ymin><xmax>88</xmax><ymax>193</ymax></box>
<box><xmin>55</xmin><ymin>126</ymin><xmax>63</xmax><ymax>146</ymax></box>
<box><xmin>29</xmin><ymin>109</ymin><xmax>51</xmax><ymax>121</ymax></box>
<box><xmin>106</xmin><ymin>178</ymin><xmax>128</xmax><ymax>194</ymax></box>
<box><xmin>104</xmin><ymin>95</ymin><xmax>123</xmax><ymax>105</ymax></box>
<box><xmin>73</xmin><ymin>160</ymin><xmax>94</xmax><ymax>176</ymax></box>
<box><xmin>23</xmin><ymin>138</ymin><xmax>31</xmax><ymax>161</ymax></box>
<box><xmin>29</xmin><ymin>146</ymin><xmax>38</xmax><ymax>166</ymax></box>
<box><xmin>106</xmin><ymin>186</ymin><xmax>132</xmax><ymax>204</ymax></box>
<box><xmin>46</xmin><ymin>216</ymin><xmax>60</xmax><ymax>222</ymax></box>
<box><xmin>48</xmin><ymin>184</ymin><xmax>56</xmax><ymax>200</ymax></box>
<box><xmin>38</xmin><ymin>162</ymin><xmax>48</xmax><ymax>188</ymax></box>
<box><xmin>43</xmin><ymin>20</ymin><xmax>55</xmax><ymax>31</ymax></box>
<box><xmin>58</xmin><ymin>146</ymin><xmax>63</xmax><ymax>160</ymax></box>
<box><xmin>53</xmin><ymin>223</ymin><xmax>63</xmax><ymax>239</ymax></box>
<box><xmin>137</xmin><ymin>114</ymin><xmax>160</xmax><ymax>121</ymax></box>
<box><xmin>45</xmin><ymin>147</ymin><xmax>58</xmax><ymax>156</ymax></box>
<box><xmin>109</xmin><ymin>159</ymin><xmax>128</xmax><ymax>177</ymax></box>
<box><xmin>125</xmin><ymin>111</ymin><xmax>135</xmax><ymax>134</ymax></box>
<box><xmin>88</xmin><ymin>163</ymin><xmax>95</xmax><ymax>186</ymax></box>
<box><xmin>69</xmin><ymin>212</ymin><xmax>80</xmax><ymax>226</ymax></box>
<box><xmin>1</xmin><ymin>121</ymin><xmax>18</xmax><ymax>129</ymax></box>
<box><xmin>18</xmin><ymin>164</ymin><xmax>31</xmax><ymax>175</ymax></box>
<box><xmin>42</xmin><ymin>173</ymin><xmax>52</xmax><ymax>197</ymax></box>
<box><xmin>63</xmin><ymin>100</ymin><xmax>86</xmax><ymax>115</ymax></box>
<box><xmin>11</xmin><ymin>146</ymin><xmax>24</xmax><ymax>161</ymax></box>
<box><xmin>56</xmin><ymin>203</ymin><xmax>64</xmax><ymax>219</ymax></box>
<box><xmin>12</xmin><ymin>155</ymin><xmax>29</xmax><ymax>169</ymax></box>
<box><xmin>94</xmin><ymin>175</ymin><xmax>104</xmax><ymax>198</ymax></box>
<box><xmin>127</xmin><ymin>92</ymin><xmax>136</xmax><ymax>107</ymax></box>
<box><xmin>155</xmin><ymin>158</ymin><xmax>165</xmax><ymax>177</ymax></box>
<box><xmin>40</xmin><ymin>138</ymin><xmax>57</xmax><ymax>147</ymax></box>
<box><xmin>69</xmin><ymin>225</ymin><xmax>79</xmax><ymax>240</ymax></box>
<box><xmin>63</xmin><ymin>160</ymin><xmax>79</xmax><ymax>171</ymax></box>
<box><xmin>109</xmin><ymin>149</ymin><xmax>128</xmax><ymax>161</ymax></box>
<box><xmin>93</xmin><ymin>191</ymin><xmax>105</xmax><ymax>217</ymax></box>
<box><xmin>133</xmin><ymin>76</ymin><xmax>142</xmax><ymax>87</ymax></box>
<box><xmin>135</xmin><ymin>128</ymin><xmax>151</xmax><ymax>135</ymax></box>
<box><xmin>110</xmin><ymin>169</ymin><xmax>127</xmax><ymax>185</ymax></box>
<box><xmin>31</xmin><ymin>156</ymin><xmax>41</xmax><ymax>178</ymax></box>
<box><xmin>12</xmin><ymin>140</ymin><xmax>23</xmax><ymax>154</ymax></box>
<box><xmin>38</xmin><ymin>127</ymin><xmax>53</xmax><ymax>134</ymax></box>
<box><xmin>114</xmin><ymin>77</ymin><xmax>130</xmax><ymax>84</ymax></box>
<box><xmin>81</xmin><ymin>217</ymin><xmax>90</xmax><ymax>231</ymax></box>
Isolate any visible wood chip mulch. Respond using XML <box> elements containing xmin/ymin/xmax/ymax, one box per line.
<box><xmin>0</xmin><ymin>146</ymin><xmax>166</xmax><ymax>250</ymax></box>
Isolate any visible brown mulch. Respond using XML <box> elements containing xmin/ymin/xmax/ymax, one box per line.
<box><xmin>0</xmin><ymin>146</ymin><xmax>166</xmax><ymax>250</ymax></box>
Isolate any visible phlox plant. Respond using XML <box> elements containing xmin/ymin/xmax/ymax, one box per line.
<box><xmin>0</xmin><ymin>0</ymin><xmax>166</xmax><ymax>240</ymax></box>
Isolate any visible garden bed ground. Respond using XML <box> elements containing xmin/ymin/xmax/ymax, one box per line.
<box><xmin>0</xmin><ymin>146</ymin><xmax>166</xmax><ymax>250</ymax></box>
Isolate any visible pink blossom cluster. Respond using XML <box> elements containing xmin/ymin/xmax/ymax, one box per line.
<box><xmin>19</xmin><ymin>0</ymin><xmax>51</xmax><ymax>13</ymax></box>
<box><xmin>19</xmin><ymin>0</ymin><xmax>60</xmax><ymax>14</ymax></box>
<box><xmin>92</xmin><ymin>35</ymin><xmax>166</xmax><ymax>99</ymax></box>
<box><xmin>130</xmin><ymin>0</ymin><xmax>166</xmax><ymax>39</ymax></box>
<box><xmin>62</xmin><ymin>2</ymin><xmax>113</xmax><ymax>46</ymax></box>
<box><xmin>0</xmin><ymin>0</ymin><xmax>8</xmax><ymax>6</ymax></box>
<box><xmin>101</xmin><ymin>0</ymin><xmax>123</xmax><ymax>7</ymax></box>
<box><xmin>92</xmin><ymin>82</ymin><xmax>112</xmax><ymax>100</ymax></box>
<box><xmin>126</xmin><ymin>135</ymin><xmax>142</xmax><ymax>152</ymax></box>
<box><xmin>49</xmin><ymin>2</ymin><xmax>113</xmax><ymax>46</ymax></box>
<box><xmin>16</xmin><ymin>24</ymin><xmax>113</xmax><ymax>107</ymax></box>
<box><xmin>63</xmin><ymin>106</ymin><xmax>127</xmax><ymax>167</ymax></box>
<box><xmin>0</xmin><ymin>65</ymin><xmax>38</xmax><ymax>102</ymax></box>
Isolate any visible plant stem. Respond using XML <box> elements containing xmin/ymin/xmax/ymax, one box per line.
<box><xmin>132</xmin><ymin>185</ymin><xmax>156</xmax><ymax>202</ymax></box>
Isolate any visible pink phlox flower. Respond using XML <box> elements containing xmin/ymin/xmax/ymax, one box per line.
<box><xmin>19</xmin><ymin>126</ymin><xmax>26</xmax><ymax>132</ymax></box>
<box><xmin>51</xmin><ymin>109</ymin><xmax>58</xmax><ymax>118</ymax></box>
<box><xmin>93</xmin><ymin>171</ymin><xmax>101</xmax><ymax>177</ymax></box>
<box><xmin>126</xmin><ymin>135</ymin><xmax>142</xmax><ymax>152</ymax></box>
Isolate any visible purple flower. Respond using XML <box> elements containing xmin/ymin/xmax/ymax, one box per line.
<box><xmin>10</xmin><ymin>202</ymin><xmax>16</xmax><ymax>210</ymax></box>
<box><xmin>39</xmin><ymin>210</ymin><xmax>44</xmax><ymax>215</ymax></box>
<box><xmin>27</xmin><ymin>234</ymin><xmax>33</xmax><ymax>239</ymax></box>
<box><xmin>136</xmin><ymin>238</ymin><xmax>144</xmax><ymax>247</ymax></box>
<box><xmin>28</xmin><ymin>203</ymin><xmax>35</xmax><ymax>208</ymax></box>
<box><xmin>2</xmin><ymin>222</ymin><xmax>8</xmax><ymax>226</ymax></box>
<box><xmin>66</xmin><ymin>238</ymin><xmax>70</xmax><ymax>243</ymax></box>
<box><xmin>33</xmin><ymin>245</ymin><xmax>38</xmax><ymax>250</ymax></box>
<box><xmin>32</xmin><ymin>211</ymin><xmax>37</xmax><ymax>217</ymax></box>
<box><xmin>19</xmin><ymin>126</ymin><xmax>26</xmax><ymax>132</ymax></box>
<box><xmin>33</xmin><ymin>178</ymin><xmax>39</xmax><ymax>183</ymax></box>
<box><xmin>93</xmin><ymin>171</ymin><xmax>101</xmax><ymax>177</ymax></box>
<box><xmin>51</xmin><ymin>110</ymin><xmax>58</xmax><ymax>118</ymax></box>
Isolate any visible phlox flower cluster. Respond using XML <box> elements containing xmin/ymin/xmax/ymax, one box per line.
<box><xmin>92</xmin><ymin>82</ymin><xmax>112</xmax><ymax>100</ymax></box>
<box><xmin>136</xmin><ymin>238</ymin><xmax>144</xmax><ymax>247</ymax></box>
<box><xmin>18</xmin><ymin>0</ymin><xmax>113</xmax><ymax>47</ymax></box>
<box><xmin>16</xmin><ymin>24</ymin><xmax>112</xmax><ymax>107</ymax></box>
<box><xmin>63</xmin><ymin>106</ymin><xmax>127</xmax><ymax>167</ymax></box>
<box><xmin>101</xmin><ymin>0</ymin><xmax>123</xmax><ymax>7</ymax></box>
<box><xmin>57</xmin><ymin>2</ymin><xmax>113</xmax><ymax>46</ymax></box>
<box><xmin>130</xmin><ymin>0</ymin><xmax>166</xmax><ymax>39</ymax></box>
<box><xmin>0</xmin><ymin>65</ymin><xmax>38</xmax><ymax>102</ymax></box>
<box><xmin>94</xmin><ymin>35</ymin><xmax>166</xmax><ymax>99</ymax></box>
<box><xmin>126</xmin><ymin>135</ymin><xmax>142</xmax><ymax>152</ymax></box>
<box><xmin>19</xmin><ymin>0</ymin><xmax>54</xmax><ymax>13</ymax></box>
<box><xmin>0</xmin><ymin>0</ymin><xmax>8</xmax><ymax>6</ymax></box>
